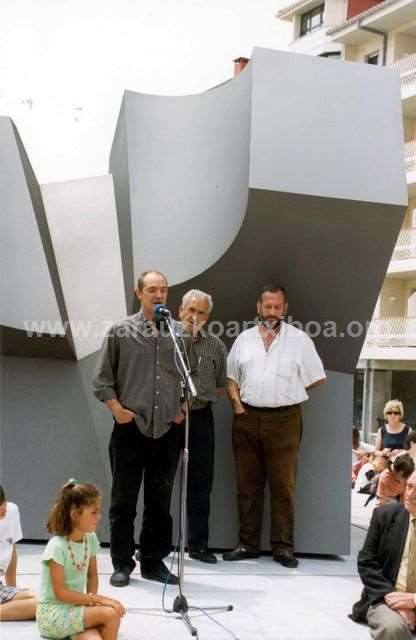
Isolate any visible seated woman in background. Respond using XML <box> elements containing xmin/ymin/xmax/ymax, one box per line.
<box><xmin>0</xmin><ymin>485</ymin><xmax>36</xmax><ymax>621</ymax></box>
<box><xmin>404</xmin><ymin>429</ymin><xmax>416</xmax><ymax>461</ymax></box>
<box><xmin>374</xmin><ymin>399</ymin><xmax>410</xmax><ymax>454</ymax></box>
<box><xmin>376</xmin><ymin>452</ymin><xmax>415</xmax><ymax>507</ymax></box>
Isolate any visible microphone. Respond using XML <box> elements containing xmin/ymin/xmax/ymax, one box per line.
<box><xmin>154</xmin><ymin>304</ymin><xmax>171</xmax><ymax>320</ymax></box>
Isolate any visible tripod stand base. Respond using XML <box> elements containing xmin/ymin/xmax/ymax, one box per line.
<box><xmin>173</xmin><ymin>595</ymin><xmax>198</xmax><ymax>636</ymax></box>
<box><xmin>173</xmin><ymin>594</ymin><xmax>189</xmax><ymax>612</ymax></box>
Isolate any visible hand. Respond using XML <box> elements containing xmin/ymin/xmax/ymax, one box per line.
<box><xmin>390</xmin><ymin>449</ymin><xmax>402</xmax><ymax>458</ymax></box>
<box><xmin>396</xmin><ymin>608</ymin><xmax>416</xmax><ymax>630</ymax></box>
<box><xmin>172</xmin><ymin>410</ymin><xmax>185</xmax><ymax>424</ymax></box>
<box><xmin>113</xmin><ymin>406</ymin><xmax>136</xmax><ymax>424</ymax></box>
<box><xmin>385</xmin><ymin>592</ymin><xmax>416</xmax><ymax>611</ymax></box>
<box><xmin>99</xmin><ymin>595</ymin><xmax>126</xmax><ymax>616</ymax></box>
<box><xmin>233</xmin><ymin>407</ymin><xmax>247</xmax><ymax>416</ymax></box>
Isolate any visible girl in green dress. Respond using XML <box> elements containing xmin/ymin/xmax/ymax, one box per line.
<box><xmin>37</xmin><ymin>480</ymin><xmax>125</xmax><ymax>640</ymax></box>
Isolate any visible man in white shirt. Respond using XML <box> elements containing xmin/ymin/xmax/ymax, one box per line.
<box><xmin>224</xmin><ymin>285</ymin><xmax>326</xmax><ymax>567</ymax></box>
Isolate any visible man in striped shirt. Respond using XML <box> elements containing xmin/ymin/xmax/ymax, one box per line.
<box><xmin>179</xmin><ymin>289</ymin><xmax>228</xmax><ymax>564</ymax></box>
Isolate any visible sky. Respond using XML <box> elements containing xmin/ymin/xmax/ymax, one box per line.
<box><xmin>0</xmin><ymin>0</ymin><xmax>291</xmax><ymax>183</ymax></box>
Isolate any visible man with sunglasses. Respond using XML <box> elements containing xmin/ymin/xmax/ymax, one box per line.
<box><xmin>224</xmin><ymin>284</ymin><xmax>326</xmax><ymax>568</ymax></box>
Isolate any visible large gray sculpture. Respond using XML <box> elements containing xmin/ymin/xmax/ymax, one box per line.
<box><xmin>1</xmin><ymin>47</ymin><xmax>407</xmax><ymax>553</ymax></box>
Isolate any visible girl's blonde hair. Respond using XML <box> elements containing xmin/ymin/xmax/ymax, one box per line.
<box><xmin>383</xmin><ymin>399</ymin><xmax>404</xmax><ymax>419</ymax></box>
<box><xmin>46</xmin><ymin>480</ymin><xmax>100</xmax><ymax>535</ymax></box>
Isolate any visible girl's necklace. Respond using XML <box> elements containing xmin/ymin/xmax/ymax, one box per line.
<box><xmin>66</xmin><ymin>535</ymin><xmax>88</xmax><ymax>571</ymax></box>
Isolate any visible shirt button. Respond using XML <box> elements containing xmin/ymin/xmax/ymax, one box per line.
<box><xmin>156</xmin><ymin>361</ymin><xmax>159</xmax><ymax>365</ymax></box>
<box><xmin>156</xmin><ymin>391</ymin><xmax>160</xmax><ymax>394</ymax></box>
<box><xmin>155</xmin><ymin>406</ymin><xmax>159</xmax><ymax>410</ymax></box>
<box><xmin>156</xmin><ymin>376</ymin><xmax>160</xmax><ymax>380</ymax></box>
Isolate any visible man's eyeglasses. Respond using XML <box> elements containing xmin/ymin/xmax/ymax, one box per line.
<box><xmin>386</xmin><ymin>411</ymin><xmax>401</xmax><ymax>415</ymax></box>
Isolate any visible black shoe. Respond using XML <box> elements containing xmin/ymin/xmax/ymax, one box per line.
<box><xmin>141</xmin><ymin>560</ymin><xmax>179</xmax><ymax>585</ymax></box>
<box><xmin>189</xmin><ymin>549</ymin><xmax>218</xmax><ymax>564</ymax></box>
<box><xmin>222</xmin><ymin>545</ymin><xmax>259</xmax><ymax>561</ymax></box>
<box><xmin>110</xmin><ymin>566</ymin><xmax>133</xmax><ymax>587</ymax></box>
<box><xmin>110</xmin><ymin>559</ymin><xmax>136</xmax><ymax>587</ymax></box>
<box><xmin>273</xmin><ymin>551</ymin><xmax>299</xmax><ymax>568</ymax></box>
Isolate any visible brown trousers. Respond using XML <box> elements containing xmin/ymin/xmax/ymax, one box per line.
<box><xmin>232</xmin><ymin>403</ymin><xmax>303</xmax><ymax>554</ymax></box>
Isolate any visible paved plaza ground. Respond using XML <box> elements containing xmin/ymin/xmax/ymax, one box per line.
<box><xmin>4</xmin><ymin>492</ymin><xmax>379</xmax><ymax>640</ymax></box>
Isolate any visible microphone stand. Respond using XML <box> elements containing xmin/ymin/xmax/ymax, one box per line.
<box><xmin>163</xmin><ymin>313</ymin><xmax>233</xmax><ymax>638</ymax></box>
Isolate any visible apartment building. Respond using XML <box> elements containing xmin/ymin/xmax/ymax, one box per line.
<box><xmin>277</xmin><ymin>0</ymin><xmax>416</xmax><ymax>440</ymax></box>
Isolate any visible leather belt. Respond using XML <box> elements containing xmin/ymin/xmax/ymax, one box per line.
<box><xmin>242</xmin><ymin>402</ymin><xmax>299</xmax><ymax>412</ymax></box>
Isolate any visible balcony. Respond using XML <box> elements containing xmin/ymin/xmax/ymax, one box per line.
<box><xmin>405</xmin><ymin>140</ymin><xmax>416</xmax><ymax>199</ymax></box>
<box><xmin>391</xmin><ymin>228</ymin><xmax>416</xmax><ymax>260</ymax></box>
<box><xmin>361</xmin><ymin>316</ymin><xmax>416</xmax><ymax>360</ymax></box>
<box><xmin>405</xmin><ymin>140</ymin><xmax>416</xmax><ymax>172</ymax></box>
<box><xmin>388</xmin><ymin>226</ymin><xmax>416</xmax><ymax>277</ymax></box>
<box><xmin>288</xmin><ymin>26</ymin><xmax>338</xmax><ymax>55</ymax></box>
<box><xmin>391</xmin><ymin>53</ymin><xmax>416</xmax><ymax>117</ymax></box>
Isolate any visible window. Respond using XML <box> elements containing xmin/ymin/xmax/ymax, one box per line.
<box><xmin>300</xmin><ymin>4</ymin><xmax>325</xmax><ymax>37</ymax></box>
<box><xmin>366</xmin><ymin>52</ymin><xmax>379</xmax><ymax>65</ymax></box>
<box><xmin>319</xmin><ymin>52</ymin><xmax>341</xmax><ymax>59</ymax></box>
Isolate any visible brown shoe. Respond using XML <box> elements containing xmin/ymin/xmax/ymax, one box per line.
<box><xmin>222</xmin><ymin>545</ymin><xmax>259</xmax><ymax>561</ymax></box>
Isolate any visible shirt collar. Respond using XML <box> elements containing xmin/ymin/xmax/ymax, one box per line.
<box><xmin>256</xmin><ymin>320</ymin><xmax>286</xmax><ymax>338</ymax></box>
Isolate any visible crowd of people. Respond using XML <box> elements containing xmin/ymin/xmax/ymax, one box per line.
<box><xmin>352</xmin><ymin>400</ymin><xmax>416</xmax><ymax>508</ymax></box>
<box><xmin>351</xmin><ymin>401</ymin><xmax>416</xmax><ymax>638</ymax></box>
<box><xmin>2</xmin><ymin>271</ymin><xmax>415</xmax><ymax>640</ymax></box>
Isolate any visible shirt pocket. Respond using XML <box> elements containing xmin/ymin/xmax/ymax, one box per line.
<box><xmin>274</xmin><ymin>354</ymin><xmax>298</xmax><ymax>379</ymax></box>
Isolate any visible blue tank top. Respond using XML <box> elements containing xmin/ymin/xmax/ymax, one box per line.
<box><xmin>380</xmin><ymin>423</ymin><xmax>410</xmax><ymax>450</ymax></box>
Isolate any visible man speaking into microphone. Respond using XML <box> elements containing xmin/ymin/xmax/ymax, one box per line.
<box><xmin>224</xmin><ymin>285</ymin><xmax>326</xmax><ymax>568</ymax></box>
<box><xmin>93</xmin><ymin>270</ymin><xmax>197</xmax><ymax>587</ymax></box>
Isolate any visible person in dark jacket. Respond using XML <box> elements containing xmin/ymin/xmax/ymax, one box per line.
<box><xmin>351</xmin><ymin>470</ymin><xmax>416</xmax><ymax>639</ymax></box>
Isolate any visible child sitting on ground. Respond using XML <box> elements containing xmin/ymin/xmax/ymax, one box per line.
<box><xmin>355</xmin><ymin>452</ymin><xmax>388</xmax><ymax>494</ymax></box>
<box><xmin>376</xmin><ymin>452</ymin><xmax>415</xmax><ymax>507</ymax></box>
<box><xmin>0</xmin><ymin>485</ymin><xmax>37</xmax><ymax>621</ymax></box>
<box><xmin>37</xmin><ymin>480</ymin><xmax>125</xmax><ymax>640</ymax></box>
<box><xmin>352</xmin><ymin>452</ymin><xmax>371</xmax><ymax>488</ymax></box>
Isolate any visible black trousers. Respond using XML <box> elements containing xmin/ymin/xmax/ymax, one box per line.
<box><xmin>109</xmin><ymin>420</ymin><xmax>181</xmax><ymax>569</ymax></box>
<box><xmin>187</xmin><ymin>405</ymin><xmax>215</xmax><ymax>551</ymax></box>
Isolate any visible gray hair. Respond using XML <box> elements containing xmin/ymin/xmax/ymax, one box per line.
<box><xmin>182</xmin><ymin>289</ymin><xmax>213</xmax><ymax>313</ymax></box>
